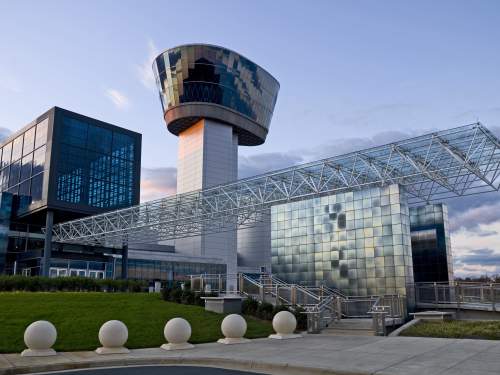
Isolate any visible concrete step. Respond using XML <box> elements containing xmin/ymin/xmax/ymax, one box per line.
<box><xmin>322</xmin><ymin>328</ymin><xmax>376</xmax><ymax>336</ymax></box>
<box><xmin>322</xmin><ymin>318</ymin><xmax>376</xmax><ymax>336</ymax></box>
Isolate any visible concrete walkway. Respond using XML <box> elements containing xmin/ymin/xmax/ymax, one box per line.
<box><xmin>1</xmin><ymin>334</ymin><xmax>500</xmax><ymax>375</ymax></box>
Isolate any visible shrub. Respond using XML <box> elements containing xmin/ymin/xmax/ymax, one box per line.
<box><xmin>291</xmin><ymin>305</ymin><xmax>307</xmax><ymax>331</ymax></box>
<box><xmin>0</xmin><ymin>275</ymin><xmax>146</xmax><ymax>293</ymax></box>
<box><xmin>161</xmin><ymin>286</ymin><xmax>173</xmax><ymax>301</ymax></box>
<box><xmin>256</xmin><ymin>301</ymin><xmax>274</xmax><ymax>320</ymax></box>
<box><xmin>170</xmin><ymin>288</ymin><xmax>184</xmax><ymax>303</ymax></box>
<box><xmin>242</xmin><ymin>297</ymin><xmax>259</xmax><ymax>315</ymax></box>
<box><xmin>181</xmin><ymin>290</ymin><xmax>196</xmax><ymax>305</ymax></box>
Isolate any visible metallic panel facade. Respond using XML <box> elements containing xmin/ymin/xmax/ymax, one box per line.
<box><xmin>271</xmin><ymin>184</ymin><xmax>415</xmax><ymax>296</ymax></box>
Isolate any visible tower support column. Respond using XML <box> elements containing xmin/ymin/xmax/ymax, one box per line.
<box><xmin>175</xmin><ymin>118</ymin><xmax>238</xmax><ymax>291</ymax></box>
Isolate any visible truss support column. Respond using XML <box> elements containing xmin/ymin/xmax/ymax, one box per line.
<box><xmin>42</xmin><ymin>210</ymin><xmax>54</xmax><ymax>277</ymax></box>
<box><xmin>121</xmin><ymin>244</ymin><xmax>128</xmax><ymax>280</ymax></box>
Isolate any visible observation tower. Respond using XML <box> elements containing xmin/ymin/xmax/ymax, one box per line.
<box><xmin>152</xmin><ymin>44</ymin><xmax>280</xmax><ymax>287</ymax></box>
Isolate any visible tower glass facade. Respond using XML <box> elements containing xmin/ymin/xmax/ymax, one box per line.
<box><xmin>153</xmin><ymin>44</ymin><xmax>279</xmax><ymax>131</ymax></box>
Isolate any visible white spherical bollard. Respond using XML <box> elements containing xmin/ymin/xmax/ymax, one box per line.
<box><xmin>161</xmin><ymin>317</ymin><xmax>194</xmax><ymax>350</ymax></box>
<box><xmin>269</xmin><ymin>311</ymin><xmax>302</xmax><ymax>339</ymax></box>
<box><xmin>95</xmin><ymin>320</ymin><xmax>130</xmax><ymax>354</ymax></box>
<box><xmin>21</xmin><ymin>320</ymin><xmax>57</xmax><ymax>357</ymax></box>
<box><xmin>217</xmin><ymin>314</ymin><xmax>250</xmax><ymax>345</ymax></box>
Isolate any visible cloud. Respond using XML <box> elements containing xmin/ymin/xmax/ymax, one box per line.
<box><xmin>239</xmin><ymin>152</ymin><xmax>303</xmax><ymax>178</ymax></box>
<box><xmin>454</xmin><ymin>248</ymin><xmax>500</xmax><ymax>277</ymax></box>
<box><xmin>451</xmin><ymin>221</ymin><xmax>500</xmax><ymax>277</ymax></box>
<box><xmin>448</xmin><ymin>201</ymin><xmax>500</xmax><ymax>232</ymax></box>
<box><xmin>0</xmin><ymin>127</ymin><xmax>11</xmax><ymax>142</ymax></box>
<box><xmin>140</xmin><ymin>167</ymin><xmax>177</xmax><ymax>202</ymax></box>
<box><xmin>239</xmin><ymin>129</ymin><xmax>424</xmax><ymax>179</ymax></box>
<box><xmin>136</xmin><ymin>39</ymin><xmax>159</xmax><ymax>90</ymax></box>
<box><xmin>105</xmin><ymin>88</ymin><xmax>130</xmax><ymax>109</ymax></box>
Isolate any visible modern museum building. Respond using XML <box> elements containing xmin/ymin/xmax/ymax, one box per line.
<box><xmin>1</xmin><ymin>44</ymin><xmax>499</xmax><ymax>300</ymax></box>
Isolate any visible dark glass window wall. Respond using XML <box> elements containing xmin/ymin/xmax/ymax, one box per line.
<box><xmin>56</xmin><ymin>115</ymin><xmax>136</xmax><ymax>209</ymax></box>
<box><xmin>409</xmin><ymin>204</ymin><xmax>453</xmax><ymax>282</ymax></box>
<box><xmin>0</xmin><ymin>119</ymin><xmax>47</xmax><ymax>207</ymax></box>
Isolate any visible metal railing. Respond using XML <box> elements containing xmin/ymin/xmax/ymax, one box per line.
<box><xmin>414</xmin><ymin>282</ymin><xmax>500</xmax><ymax>311</ymax></box>
<box><xmin>368</xmin><ymin>295</ymin><xmax>407</xmax><ymax>335</ymax></box>
<box><xmin>190</xmin><ymin>273</ymin><xmax>408</xmax><ymax>334</ymax></box>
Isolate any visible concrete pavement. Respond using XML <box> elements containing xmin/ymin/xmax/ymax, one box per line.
<box><xmin>1</xmin><ymin>334</ymin><xmax>500</xmax><ymax>375</ymax></box>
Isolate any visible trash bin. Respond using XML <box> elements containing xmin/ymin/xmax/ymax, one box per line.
<box><xmin>307</xmin><ymin>312</ymin><xmax>321</xmax><ymax>334</ymax></box>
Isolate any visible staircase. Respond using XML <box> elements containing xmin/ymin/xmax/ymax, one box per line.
<box><xmin>190</xmin><ymin>273</ymin><xmax>407</xmax><ymax>335</ymax></box>
<box><xmin>322</xmin><ymin>318</ymin><xmax>376</xmax><ymax>336</ymax></box>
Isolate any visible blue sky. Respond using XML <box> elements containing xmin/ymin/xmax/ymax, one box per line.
<box><xmin>1</xmin><ymin>0</ymin><xmax>500</xmax><ymax>276</ymax></box>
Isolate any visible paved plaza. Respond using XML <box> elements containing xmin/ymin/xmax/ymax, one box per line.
<box><xmin>1</xmin><ymin>334</ymin><xmax>500</xmax><ymax>375</ymax></box>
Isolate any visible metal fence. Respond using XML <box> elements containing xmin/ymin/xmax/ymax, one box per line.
<box><xmin>414</xmin><ymin>282</ymin><xmax>500</xmax><ymax>310</ymax></box>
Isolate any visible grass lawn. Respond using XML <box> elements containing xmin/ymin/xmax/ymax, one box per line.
<box><xmin>400</xmin><ymin>320</ymin><xmax>500</xmax><ymax>340</ymax></box>
<box><xmin>0</xmin><ymin>292</ymin><xmax>273</xmax><ymax>353</ymax></box>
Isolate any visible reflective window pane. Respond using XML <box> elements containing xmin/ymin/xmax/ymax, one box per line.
<box><xmin>23</xmin><ymin>127</ymin><xmax>35</xmax><ymax>156</ymax></box>
<box><xmin>32</xmin><ymin>146</ymin><xmax>46</xmax><ymax>176</ymax></box>
<box><xmin>9</xmin><ymin>159</ymin><xmax>20</xmax><ymax>186</ymax></box>
<box><xmin>61</xmin><ymin>117</ymin><xmax>87</xmax><ymax>148</ymax></box>
<box><xmin>30</xmin><ymin>172</ymin><xmax>44</xmax><ymax>204</ymax></box>
<box><xmin>35</xmin><ymin>119</ymin><xmax>48</xmax><ymax>149</ymax></box>
<box><xmin>88</xmin><ymin>125</ymin><xmax>111</xmax><ymax>154</ymax></box>
<box><xmin>20</xmin><ymin>153</ymin><xmax>32</xmax><ymax>181</ymax></box>
<box><xmin>11</xmin><ymin>135</ymin><xmax>23</xmax><ymax>162</ymax></box>
<box><xmin>1</xmin><ymin>142</ymin><xmax>11</xmax><ymax>168</ymax></box>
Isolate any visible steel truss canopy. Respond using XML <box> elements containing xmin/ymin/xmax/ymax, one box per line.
<box><xmin>52</xmin><ymin>123</ymin><xmax>500</xmax><ymax>247</ymax></box>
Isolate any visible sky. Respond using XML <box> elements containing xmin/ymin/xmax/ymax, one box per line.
<box><xmin>1</xmin><ymin>0</ymin><xmax>500</xmax><ymax>277</ymax></box>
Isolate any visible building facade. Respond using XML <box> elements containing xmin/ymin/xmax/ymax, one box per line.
<box><xmin>271</xmin><ymin>184</ymin><xmax>415</xmax><ymax>296</ymax></box>
<box><xmin>0</xmin><ymin>107</ymin><xmax>141</xmax><ymax>277</ymax></box>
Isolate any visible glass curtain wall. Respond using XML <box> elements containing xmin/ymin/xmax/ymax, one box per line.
<box><xmin>410</xmin><ymin>204</ymin><xmax>453</xmax><ymax>282</ymax></box>
<box><xmin>56</xmin><ymin>115</ymin><xmax>136</xmax><ymax>209</ymax></box>
<box><xmin>0</xmin><ymin>119</ymin><xmax>48</xmax><ymax>209</ymax></box>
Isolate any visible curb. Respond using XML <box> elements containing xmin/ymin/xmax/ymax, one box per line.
<box><xmin>388</xmin><ymin>318</ymin><xmax>421</xmax><ymax>337</ymax></box>
<box><xmin>0</xmin><ymin>354</ymin><xmax>368</xmax><ymax>375</ymax></box>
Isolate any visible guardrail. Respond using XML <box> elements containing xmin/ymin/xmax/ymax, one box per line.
<box><xmin>414</xmin><ymin>282</ymin><xmax>500</xmax><ymax>311</ymax></box>
<box><xmin>189</xmin><ymin>273</ymin><xmax>408</xmax><ymax>334</ymax></box>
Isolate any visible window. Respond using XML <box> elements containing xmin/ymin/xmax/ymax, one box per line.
<box><xmin>1</xmin><ymin>166</ymin><xmax>9</xmax><ymax>189</ymax></box>
<box><xmin>88</xmin><ymin>125</ymin><xmax>111</xmax><ymax>154</ymax></box>
<box><xmin>8</xmin><ymin>160</ymin><xmax>20</xmax><ymax>187</ymax></box>
<box><xmin>1</xmin><ymin>142</ymin><xmax>11</xmax><ymax>168</ymax></box>
<box><xmin>62</xmin><ymin>117</ymin><xmax>87</xmax><ymax>147</ymax></box>
<box><xmin>23</xmin><ymin>127</ymin><xmax>35</xmax><ymax>156</ymax></box>
<box><xmin>20</xmin><ymin>154</ymin><xmax>32</xmax><ymax>182</ymax></box>
<box><xmin>30</xmin><ymin>172</ymin><xmax>44</xmax><ymax>204</ymax></box>
<box><xmin>112</xmin><ymin>132</ymin><xmax>134</xmax><ymax>160</ymax></box>
<box><xmin>11</xmin><ymin>135</ymin><xmax>23</xmax><ymax>162</ymax></box>
<box><xmin>32</xmin><ymin>146</ymin><xmax>45</xmax><ymax>176</ymax></box>
<box><xmin>35</xmin><ymin>119</ymin><xmax>48</xmax><ymax>149</ymax></box>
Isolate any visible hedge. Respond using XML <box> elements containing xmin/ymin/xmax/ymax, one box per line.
<box><xmin>0</xmin><ymin>275</ymin><xmax>147</xmax><ymax>292</ymax></box>
<box><xmin>161</xmin><ymin>286</ymin><xmax>307</xmax><ymax>330</ymax></box>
